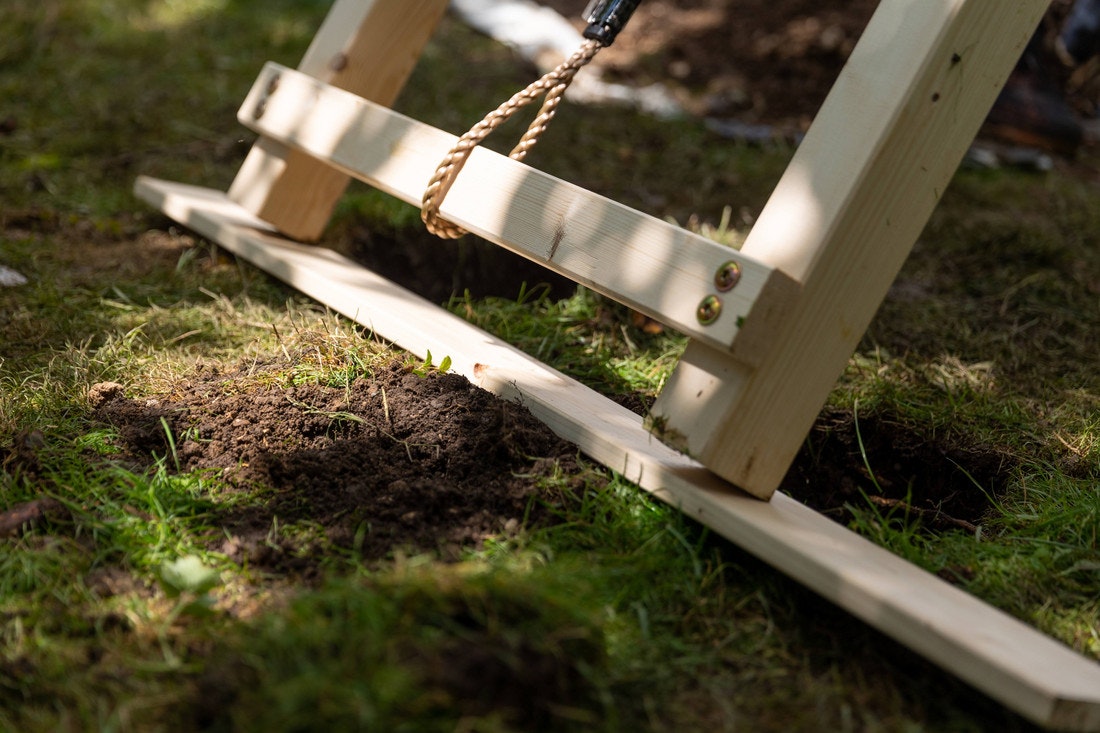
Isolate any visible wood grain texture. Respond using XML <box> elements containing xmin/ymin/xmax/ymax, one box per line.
<box><xmin>651</xmin><ymin>0</ymin><xmax>1052</xmax><ymax>499</ymax></box>
<box><xmin>236</xmin><ymin>63</ymin><xmax>798</xmax><ymax>357</ymax></box>
<box><xmin>227</xmin><ymin>0</ymin><xmax>449</xmax><ymax>241</ymax></box>
<box><xmin>135</xmin><ymin>176</ymin><xmax>1100</xmax><ymax>731</ymax></box>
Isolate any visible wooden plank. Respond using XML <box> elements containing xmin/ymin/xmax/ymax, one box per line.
<box><xmin>650</xmin><ymin>0</ymin><xmax>1051</xmax><ymax>498</ymax></box>
<box><xmin>235</xmin><ymin>63</ymin><xmax>798</xmax><ymax>358</ymax></box>
<box><xmin>227</xmin><ymin>0</ymin><xmax>449</xmax><ymax>241</ymax></box>
<box><xmin>135</xmin><ymin>176</ymin><xmax>1100</xmax><ymax>731</ymax></box>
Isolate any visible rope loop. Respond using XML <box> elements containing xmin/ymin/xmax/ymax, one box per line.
<box><xmin>421</xmin><ymin>39</ymin><xmax>603</xmax><ymax>239</ymax></box>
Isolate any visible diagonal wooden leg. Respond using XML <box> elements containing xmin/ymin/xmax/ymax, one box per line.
<box><xmin>227</xmin><ymin>0</ymin><xmax>449</xmax><ymax>241</ymax></box>
<box><xmin>651</xmin><ymin>0</ymin><xmax>1051</xmax><ymax>499</ymax></box>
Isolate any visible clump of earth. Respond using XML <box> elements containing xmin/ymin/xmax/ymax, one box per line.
<box><xmin>91</xmin><ymin>355</ymin><xmax>590</xmax><ymax>575</ymax></box>
<box><xmin>88</xmin><ymin>346</ymin><xmax>1014</xmax><ymax>585</ymax></box>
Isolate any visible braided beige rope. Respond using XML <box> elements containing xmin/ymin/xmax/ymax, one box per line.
<box><xmin>421</xmin><ymin>39</ymin><xmax>603</xmax><ymax>239</ymax></box>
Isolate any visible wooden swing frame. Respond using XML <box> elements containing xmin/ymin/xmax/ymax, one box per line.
<box><xmin>135</xmin><ymin>0</ymin><xmax>1100</xmax><ymax>728</ymax></box>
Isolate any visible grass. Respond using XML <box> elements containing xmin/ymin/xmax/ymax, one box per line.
<box><xmin>450</xmin><ymin>285</ymin><xmax>686</xmax><ymax>403</ymax></box>
<box><xmin>1</xmin><ymin>0</ymin><xmax>1099</xmax><ymax>731</ymax></box>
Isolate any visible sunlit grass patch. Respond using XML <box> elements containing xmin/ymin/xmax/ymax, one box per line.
<box><xmin>452</xmin><ymin>286</ymin><xmax>686</xmax><ymax>404</ymax></box>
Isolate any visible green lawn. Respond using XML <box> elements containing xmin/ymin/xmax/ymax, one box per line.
<box><xmin>1</xmin><ymin>2</ymin><xmax>1097</xmax><ymax>731</ymax></box>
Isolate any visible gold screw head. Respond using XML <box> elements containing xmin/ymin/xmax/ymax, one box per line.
<box><xmin>714</xmin><ymin>260</ymin><xmax>742</xmax><ymax>292</ymax></box>
<box><xmin>697</xmin><ymin>295</ymin><xmax>722</xmax><ymax>325</ymax></box>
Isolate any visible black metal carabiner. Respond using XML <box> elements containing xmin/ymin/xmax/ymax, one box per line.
<box><xmin>582</xmin><ymin>0</ymin><xmax>643</xmax><ymax>46</ymax></box>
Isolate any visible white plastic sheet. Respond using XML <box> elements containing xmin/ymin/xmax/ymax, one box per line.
<box><xmin>450</xmin><ymin>0</ymin><xmax>683</xmax><ymax>117</ymax></box>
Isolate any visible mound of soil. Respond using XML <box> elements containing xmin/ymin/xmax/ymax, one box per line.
<box><xmin>88</xmin><ymin>350</ymin><xmax>1013</xmax><ymax>584</ymax></box>
<box><xmin>91</xmin><ymin>357</ymin><xmax>587</xmax><ymax>575</ymax></box>
<box><xmin>542</xmin><ymin>0</ymin><xmax>879</xmax><ymax>124</ymax></box>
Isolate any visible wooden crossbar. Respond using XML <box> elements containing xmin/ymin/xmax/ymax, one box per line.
<box><xmin>134</xmin><ymin>175</ymin><xmax>1100</xmax><ymax>731</ymax></box>
<box><xmin>235</xmin><ymin>62</ymin><xmax>797</xmax><ymax>360</ymax></box>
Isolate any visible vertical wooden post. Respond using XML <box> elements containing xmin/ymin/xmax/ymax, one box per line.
<box><xmin>228</xmin><ymin>0</ymin><xmax>450</xmax><ymax>241</ymax></box>
<box><xmin>651</xmin><ymin>0</ymin><xmax>1051</xmax><ymax>500</ymax></box>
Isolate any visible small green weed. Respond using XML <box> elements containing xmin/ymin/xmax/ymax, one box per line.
<box><xmin>408</xmin><ymin>349</ymin><xmax>453</xmax><ymax>377</ymax></box>
<box><xmin>452</xmin><ymin>286</ymin><xmax>685</xmax><ymax>401</ymax></box>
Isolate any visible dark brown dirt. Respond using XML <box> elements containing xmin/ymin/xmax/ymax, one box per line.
<box><xmin>91</xmin><ymin>356</ymin><xmax>587</xmax><ymax>576</ymax></box>
<box><xmin>543</xmin><ymin>0</ymin><xmax>880</xmax><ymax>125</ymax></box>
<box><xmin>89</xmin><ymin>347</ymin><xmax>1015</xmax><ymax>578</ymax></box>
<box><xmin>344</xmin><ymin>220</ymin><xmax>575</xmax><ymax>304</ymax></box>
<box><xmin>543</xmin><ymin>0</ymin><xmax>1085</xmax><ymax>129</ymax></box>
<box><xmin>780</xmin><ymin>407</ymin><xmax>1017</xmax><ymax>533</ymax></box>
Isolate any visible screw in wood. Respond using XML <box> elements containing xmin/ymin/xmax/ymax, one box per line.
<box><xmin>697</xmin><ymin>295</ymin><xmax>722</xmax><ymax>325</ymax></box>
<box><xmin>714</xmin><ymin>260</ymin><xmax>742</xmax><ymax>292</ymax></box>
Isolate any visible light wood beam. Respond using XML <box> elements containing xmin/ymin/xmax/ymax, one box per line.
<box><xmin>235</xmin><ymin>63</ymin><xmax>797</xmax><ymax>357</ymax></box>
<box><xmin>650</xmin><ymin>0</ymin><xmax>1051</xmax><ymax>499</ymax></box>
<box><xmin>227</xmin><ymin>0</ymin><xmax>449</xmax><ymax>241</ymax></box>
